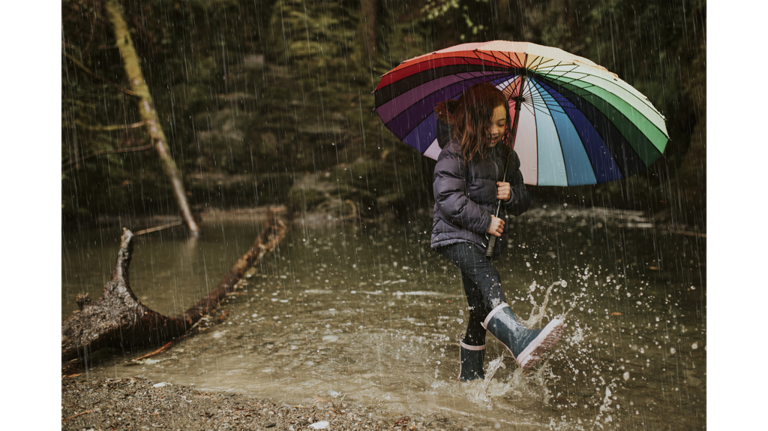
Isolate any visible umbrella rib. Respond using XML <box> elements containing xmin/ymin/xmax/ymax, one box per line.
<box><xmin>542</xmin><ymin>63</ymin><xmax>660</xmax><ymax>113</ymax></box>
<box><xmin>384</xmin><ymin>71</ymin><xmax>514</xmax><ymax>141</ymax></box>
<box><xmin>522</xmin><ymin>79</ymin><xmax>540</xmax><ymax>117</ymax></box>
<box><xmin>523</xmin><ymin>99</ymin><xmax>537</xmax><ymax>117</ymax></box>
<box><xmin>512</xmin><ymin>80</ymin><xmax>533</xmax><ymax>102</ymax></box>
<box><xmin>528</xmin><ymin>77</ymin><xmax>556</xmax><ymax>118</ymax></box>
<box><xmin>534</xmin><ymin>57</ymin><xmax>604</xmax><ymax>81</ymax></box>
<box><xmin>507</xmin><ymin>75</ymin><xmax>522</xmax><ymax>103</ymax></box>
<box><xmin>582</xmin><ymin>74</ymin><xmax>669</xmax><ymax>125</ymax></box>
<box><xmin>537</xmin><ymin>76</ymin><xmax>660</xmax><ymax>176</ymax></box>
<box><xmin>487</xmin><ymin>50</ymin><xmax>515</xmax><ymax>69</ymax></box>
<box><xmin>460</xmin><ymin>55</ymin><xmax>476</xmax><ymax>67</ymax></box>
<box><xmin>528</xmin><ymin>78</ymin><xmax>580</xmax><ymax>185</ymax></box>
<box><xmin>522</xmin><ymin>55</ymin><xmax>540</xmax><ymax>107</ymax></box>
<box><xmin>375</xmin><ymin>64</ymin><xmax>512</xmax><ymax>106</ymax></box>
<box><xmin>459</xmin><ymin>70</ymin><xmax>519</xmax><ymax>93</ymax></box>
<box><xmin>498</xmin><ymin>50</ymin><xmax>518</xmax><ymax>69</ymax></box>
<box><xmin>379</xmin><ymin>55</ymin><xmax>510</xmax><ymax>88</ymax></box>
<box><xmin>379</xmin><ymin>70</ymin><xmax>512</xmax><ymax>123</ymax></box>
<box><xmin>528</xmin><ymin>55</ymin><xmax>554</xmax><ymax>73</ymax></box>
<box><xmin>528</xmin><ymin>57</ymin><xmax>570</xmax><ymax>82</ymax></box>
<box><xmin>469</xmin><ymin>49</ymin><xmax>512</xmax><ymax>70</ymax></box>
<box><xmin>496</xmin><ymin>74</ymin><xmax>520</xmax><ymax>96</ymax></box>
<box><xmin>467</xmin><ymin>50</ymin><xmax>488</xmax><ymax>68</ymax></box>
<box><xmin>522</xmin><ymin>76</ymin><xmax>536</xmax><ymax>103</ymax></box>
<box><xmin>459</xmin><ymin>55</ymin><xmax>511</xmax><ymax>76</ymax></box>
<box><xmin>537</xmin><ymin>79</ymin><xmax>608</xmax><ymax>184</ymax></box>
<box><xmin>534</xmin><ymin>62</ymin><xmax>583</xmax><ymax>84</ymax></box>
<box><xmin>510</xmin><ymin>75</ymin><xmax>547</xmax><ymax>115</ymax></box>
<box><xmin>535</xmin><ymin>62</ymin><xmax>620</xmax><ymax>95</ymax></box>
<box><xmin>458</xmin><ymin>70</ymin><xmax>506</xmax><ymax>94</ymax></box>
<box><xmin>543</xmin><ymin>72</ymin><xmax>670</xmax><ymax>141</ymax></box>
<box><xmin>532</xmin><ymin>67</ymin><xmax>643</xmax><ymax>121</ymax></box>
<box><xmin>541</xmin><ymin>62</ymin><xmax>658</xmax><ymax>113</ymax></box>
<box><xmin>530</xmin><ymin>79</ymin><xmax>571</xmax><ymax>108</ymax></box>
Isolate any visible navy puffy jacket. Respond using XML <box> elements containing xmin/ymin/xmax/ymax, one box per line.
<box><xmin>431</xmin><ymin>140</ymin><xmax>531</xmax><ymax>257</ymax></box>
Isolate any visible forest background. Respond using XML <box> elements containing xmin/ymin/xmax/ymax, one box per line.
<box><xmin>60</xmin><ymin>0</ymin><xmax>706</xmax><ymax>229</ymax></box>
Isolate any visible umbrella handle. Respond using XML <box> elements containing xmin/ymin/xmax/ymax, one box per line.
<box><xmin>486</xmin><ymin>235</ymin><xmax>498</xmax><ymax>258</ymax></box>
<box><xmin>485</xmin><ymin>199</ymin><xmax>504</xmax><ymax>258</ymax></box>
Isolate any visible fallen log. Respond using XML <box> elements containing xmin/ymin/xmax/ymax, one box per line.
<box><xmin>61</xmin><ymin>208</ymin><xmax>287</xmax><ymax>363</ymax></box>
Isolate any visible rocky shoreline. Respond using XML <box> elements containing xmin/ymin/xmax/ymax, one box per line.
<box><xmin>61</xmin><ymin>375</ymin><xmax>472</xmax><ymax>431</ymax></box>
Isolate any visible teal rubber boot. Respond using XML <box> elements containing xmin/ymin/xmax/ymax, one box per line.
<box><xmin>482</xmin><ymin>303</ymin><xmax>564</xmax><ymax>369</ymax></box>
<box><xmin>457</xmin><ymin>338</ymin><xmax>485</xmax><ymax>381</ymax></box>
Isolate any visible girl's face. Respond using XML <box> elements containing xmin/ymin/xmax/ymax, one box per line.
<box><xmin>488</xmin><ymin>104</ymin><xmax>507</xmax><ymax>147</ymax></box>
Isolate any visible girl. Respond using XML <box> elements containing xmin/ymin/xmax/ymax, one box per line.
<box><xmin>431</xmin><ymin>82</ymin><xmax>564</xmax><ymax>381</ymax></box>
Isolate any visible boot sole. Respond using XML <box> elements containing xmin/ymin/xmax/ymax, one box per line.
<box><xmin>494</xmin><ymin>318</ymin><xmax>564</xmax><ymax>370</ymax></box>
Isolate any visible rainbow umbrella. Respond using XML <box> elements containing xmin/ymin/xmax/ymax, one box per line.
<box><xmin>373</xmin><ymin>41</ymin><xmax>669</xmax><ymax>186</ymax></box>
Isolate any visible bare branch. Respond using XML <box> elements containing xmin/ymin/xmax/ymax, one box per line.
<box><xmin>63</xmin><ymin>50</ymin><xmax>137</xmax><ymax>97</ymax></box>
<box><xmin>62</xmin><ymin>144</ymin><xmax>153</xmax><ymax>173</ymax></box>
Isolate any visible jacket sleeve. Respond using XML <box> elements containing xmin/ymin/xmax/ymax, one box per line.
<box><xmin>503</xmin><ymin>150</ymin><xmax>531</xmax><ymax>216</ymax></box>
<box><xmin>433</xmin><ymin>150</ymin><xmax>492</xmax><ymax>235</ymax></box>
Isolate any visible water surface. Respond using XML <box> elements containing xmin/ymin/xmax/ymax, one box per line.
<box><xmin>62</xmin><ymin>206</ymin><xmax>706</xmax><ymax>429</ymax></box>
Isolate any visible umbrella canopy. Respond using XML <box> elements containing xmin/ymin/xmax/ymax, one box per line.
<box><xmin>374</xmin><ymin>41</ymin><xmax>669</xmax><ymax>186</ymax></box>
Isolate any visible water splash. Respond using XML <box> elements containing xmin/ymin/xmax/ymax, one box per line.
<box><xmin>521</xmin><ymin>280</ymin><xmax>563</xmax><ymax>327</ymax></box>
<box><xmin>462</xmin><ymin>355</ymin><xmax>555</xmax><ymax>413</ymax></box>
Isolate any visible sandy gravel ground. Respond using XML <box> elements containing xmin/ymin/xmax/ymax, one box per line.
<box><xmin>61</xmin><ymin>375</ymin><xmax>475</xmax><ymax>431</ymax></box>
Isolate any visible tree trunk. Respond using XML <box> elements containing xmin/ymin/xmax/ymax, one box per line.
<box><xmin>359</xmin><ymin>0</ymin><xmax>377</xmax><ymax>84</ymax></box>
<box><xmin>61</xmin><ymin>208</ymin><xmax>288</xmax><ymax>363</ymax></box>
<box><xmin>105</xmin><ymin>0</ymin><xmax>200</xmax><ymax>235</ymax></box>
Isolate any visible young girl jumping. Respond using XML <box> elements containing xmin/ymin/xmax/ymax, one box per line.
<box><xmin>431</xmin><ymin>82</ymin><xmax>564</xmax><ymax>381</ymax></box>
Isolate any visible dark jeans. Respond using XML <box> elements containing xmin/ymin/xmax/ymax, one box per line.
<box><xmin>439</xmin><ymin>242</ymin><xmax>508</xmax><ymax>346</ymax></box>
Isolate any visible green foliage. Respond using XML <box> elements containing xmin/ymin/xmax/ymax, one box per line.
<box><xmin>265</xmin><ymin>0</ymin><xmax>356</xmax><ymax>69</ymax></box>
<box><xmin>420</xmin><ymin>0</ymin><xmax>490</xmax><ymax>41</ymax></box>
<box><xmin>286</xmin><ymin>185</ymin><xmax>326</xmax><ymax>212</ymax></box>
<box><xmin>537</xmin><ymin>0</ymin><xmax>704</xmax><ymax>211</ymax></box>
<box><xmin>61</xmin><ymin>0</ymin><xmax>705</xmax><ymax>226</ymax></box>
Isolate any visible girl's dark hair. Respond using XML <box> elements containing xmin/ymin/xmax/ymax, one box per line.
<box><xmin>435</xmin><ymin>82</ymin><xmax>511</xmax><ymax>162</ymax></box>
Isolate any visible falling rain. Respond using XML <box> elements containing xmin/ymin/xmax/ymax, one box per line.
<box><xmin>56</xmin><ymin>0</ymin><xmax>708</xmax><ymax>429</ymax></box>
